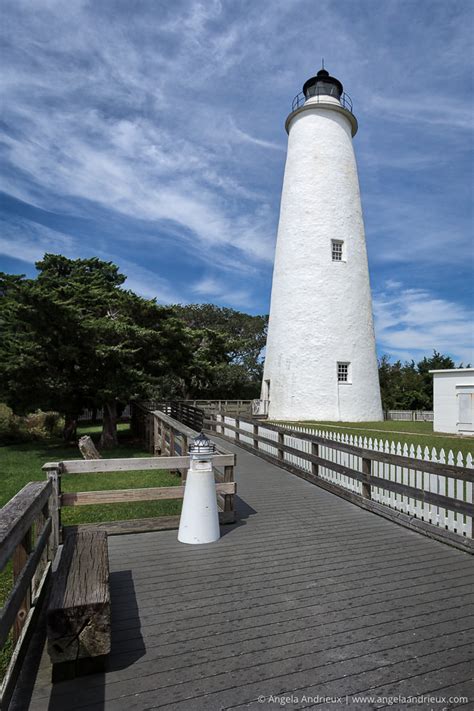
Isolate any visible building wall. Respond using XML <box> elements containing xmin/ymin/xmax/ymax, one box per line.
<box><xmin>432</xmin><ymin>370</ymin><xmax>474</xmax><ymax>434</ymax></box>
<box><xmin>262</xmin><ymin>100</ymin><xmax>382</xmax><ymax>422</ymax></box>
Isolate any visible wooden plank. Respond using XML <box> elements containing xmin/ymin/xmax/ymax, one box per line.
<box><xmin>64</xmin><ymin>509</ymin><xmax>235</xmax><ymax>537</ymax></box>
<box><xmin>311</xmin><ymin>441</ymin><xmax>319</xmax><ymax>477</ymax></box>
<box><xmin>0</xmin><ymin>517</ymin><xmax>51</xmax><ymax>649</ymax></box>
<box><xmin>369</xmin><ymin>474</ymin><xmax>474</xmax><ymax>516</ymax></box>
<box><xmin>151</xmin><ymin>411</ymin><xmax>199</xmax><ymax>439</ymax></box>
<box><xmin>61</xmin><ymin>482</ymin><xmax>236</xmax><ymax>506</ymax></box>
<box><xmin>12</xmin><ymin>528</ymin><xmax>33</xmax><ymax>643</ymax></box>
<box><xmin>45</xmin><ymin>453</ymin><xmax>234</xmax><ymax>474</ymax></box>
<box><xmin>362</xmin><ymin>457</ymin><xmax>371</xmax><ymax>499</ymax></box>
<box><xmin>47</xmin><ymin>531</ymin><xmax>110</xmax><ymax>670</ymax></box>
<box><xmin>223</xmin><ymin>464</ymin><xmax>235</xmax><ymax>514</ymax></box>
<box><xmin>0</xmin><ymin>480</ymin><xmax>52</xmax><ymax>571</ymax></box>
<box><xmin>46</xmin><ymin>467</ymin><xmax>61</xmax><ymax>555</ymax></box>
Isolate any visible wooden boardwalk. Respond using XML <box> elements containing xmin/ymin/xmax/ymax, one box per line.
<box><xmin>12</xmin><ymin>437</ymin><xmax>474</xmax><ymax>710</ymax></box>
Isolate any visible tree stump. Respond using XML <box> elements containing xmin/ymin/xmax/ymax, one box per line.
<box><xmin>78</xmin><ymin>435</ymin><xmax>102</xmax><ymax>460</ymax></box>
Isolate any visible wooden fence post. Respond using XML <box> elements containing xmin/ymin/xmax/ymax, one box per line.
<box><xmin>223</xmin><ymin>464</ymin><xmax>235</xmax><ymax>521</ymax></box>
<box><xmin>235</xmin><ymin>417</ymin><xmax>240</xmax><ymax>442</ymax></box>
<box><xmin>153</xmin><ymin>415</ymin><xmax>160</xmax><ymax>454</ymax></box>
<box><xmin>362</xmin><ymin>457</ymin><xmax>372</xmax><ymax>499</ymax></box>
<box><xmin>311</xmin><ymin>441</ymin><xmax>319</xmax><ymax>477</ymax></box>
<box><xmin>253</xmin><ymin>423</ymin><xmax>259</xmax><ymax>450</ymax></box>
<box><xmin>148</xmin><ymin>413</ymin><xmax>154</xmax><ymax>452</ymax></box>
<box><xmin>44</xmin><ymin>465</ymin><xmax>61</xmax><ymax>555</ymax></box>
<box><xmin>161</xmin><ymin>422</ymin><xmax>167</xmax><ymax>455</ymax></box>
<box><xmin>278</xmin><ymin>431</ymin><xmax>284</xmax><ymax>462</ymax></box>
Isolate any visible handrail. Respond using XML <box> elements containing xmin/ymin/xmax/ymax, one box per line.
<box><xmin>223</xmin><ymin>416</ymin><xmax>474</xmax><ymax>481</ymax></box>
<box><xmin>0</xmin><ymin>481</ymin><xmax>52</xmax><ymax>571</ymax></box>
<box><xmin>0</xmin><ymin>480</ymin><xmax>56</xmax><ymax>708</ymax></box>
<box><xmin>130</xmin><ymin>404</ymin><xmax>236</xmax><ymax>524</ymax></box>
<box><xmin>43</xmin><ymin>453</ymin><xmax>234</xmax><ymax>474</ymax></box>
<box><xmin>291</xmin><ymin>90</ymin><xmax>353</xmax><ymax>113</ymax></box>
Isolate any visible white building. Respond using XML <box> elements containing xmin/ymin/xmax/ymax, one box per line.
<box><xmin>260</xmin><ymin>68</ymin><xmax>382</xmax><ymax>422</ymax></box>
<box><xmin>430</xmin><ymin>368</ymin><xmax>474</xmax><ymax>435</ymax></box>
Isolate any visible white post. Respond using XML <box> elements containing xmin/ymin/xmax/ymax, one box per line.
<box><xmin>178</xmin><ymin>434</ymin><xmax>220</xmax><ymax>545</ymax></box>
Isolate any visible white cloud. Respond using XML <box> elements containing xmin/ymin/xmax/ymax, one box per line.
<box><xmin>191</xmin><ymin>275</ymin><xmax>252</xmax><ymax>309</ymax></box>
<box><xmin>369</xmin><ymin>95</ymin><xmax>473</xmax><ymax>131</ymax></box>
<box><xmin>374</xmin><ymin>285</ymin><xmax>474</xmax><ymax>364</ymax></box>
<box><xmin>229</xmin><ymin>119</ymin><xmax>285</xmax><ymax>152</ymax></box>
<box><xmin>0</xmin><ymin>219</ymin><xmax>78</xmax><ymax>264</ymax></box>
<box><xmin>0</xmin><ymin>219</ymin><xmax>185</xmax><ymax>304</ymax></box>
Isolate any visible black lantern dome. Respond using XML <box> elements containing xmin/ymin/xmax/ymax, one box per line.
<box><xmin>189</xmin><ymin>432</ymin><xmax>216</xmax><ymax>459</ymax></box>
<box><xmin>302</xmin><ymin>68</ymin><xmax>343</xmax><ymax>101</ymax></box>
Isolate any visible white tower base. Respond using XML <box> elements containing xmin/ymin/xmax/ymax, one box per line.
<box><xmin>178</xmin><ymin>460</ymin><xmax>220</xmax><ymax>545</ymax></box>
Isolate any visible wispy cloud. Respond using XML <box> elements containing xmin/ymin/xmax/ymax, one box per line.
<box><xmin>0</xmin><ymin>0</ymin><xmax>472</xmax><ymax>343</ymax></box>
<box><xmin>191</xmin><ymin>275</ymin><xmax>252</xmax><ymax>308</ymax></box>
<box><xmin>369</xmin><ymin>95</ymin><xmax>473</xmax><ymax>131</ymax></box>
<box><xmin>374</xmin><ymin>282</ymin><xmax>474</xmax><ymax>365</ymax></box>
<box><xmin>229</xmin><ymin>119</ymin><xmax>285</xmax><ymax>152</ymax></box>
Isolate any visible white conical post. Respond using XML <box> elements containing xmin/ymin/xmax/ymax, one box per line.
<box><xmin>178</xmin><ymin>458</ymin><xmax>220</xmax><ymax>545</ymax></box>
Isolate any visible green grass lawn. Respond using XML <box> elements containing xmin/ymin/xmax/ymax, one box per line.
<box><xmin>0</xmin><ymin>423</ymin><xmax>182</xmax><ymax>678</ymax></box>
<box><xmin>277</xmin><ymin>420</ymin><xmax>474</xmax><ymax>458</ymax></box>
<box><xmin>1</xmin><ymin>423</ymin><xmax>182</xmax><ymax>519</ymax></box>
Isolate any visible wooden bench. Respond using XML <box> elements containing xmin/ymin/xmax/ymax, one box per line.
<box><xmin>47</xmin><ymin>530</ymin><xmax>110</xmax><ymax>681</ymax></box>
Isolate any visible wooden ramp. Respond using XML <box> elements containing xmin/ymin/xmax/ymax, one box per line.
<box><xmin>12</xmin><ymin>437</ymin><xmax>474</xmax><ymax>710</ymax></box>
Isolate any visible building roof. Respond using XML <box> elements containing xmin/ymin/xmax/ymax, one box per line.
<box><xmin>429</xmin><ymin>368</ymin><xmax>474</xmax><ymax>374</ymax></box>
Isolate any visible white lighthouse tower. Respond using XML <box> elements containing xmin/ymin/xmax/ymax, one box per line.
<box><xmin>261</xmin><ymin>67</ymin><xmax>383</xmax><ymax>422</ymax></box>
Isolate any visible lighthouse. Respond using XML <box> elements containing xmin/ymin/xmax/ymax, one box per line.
<box><xmin>261</xmin><ymin>67</ymin><xmax>383</xmax><ymax>422</ymax></box>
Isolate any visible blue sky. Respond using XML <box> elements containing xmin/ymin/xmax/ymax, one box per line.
<box><xmin>1</xmin><ymin>0</ymin><xmax>473</xmax><ymax>363</ymax></box>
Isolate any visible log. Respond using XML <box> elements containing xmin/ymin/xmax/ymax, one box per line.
<box><xmin>47</xmin><ymin>530</ymin><xmax>110</xmax><ymax>681</ymax></box>
<box><xmin>78</xmin><ymin>435</ymin><xmax>102</xmax><ymax>460</ymax></box>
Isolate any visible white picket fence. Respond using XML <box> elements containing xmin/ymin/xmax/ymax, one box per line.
<box><xmin>216</xmin><ymin>415</ymin><xmax>473</xmax><ymax>538</ymax></box>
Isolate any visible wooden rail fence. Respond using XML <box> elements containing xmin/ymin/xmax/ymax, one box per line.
<box><xmin>130</xmin><ymin>404</ymin><xmax>235</xmax><ymax>524</ymax></box>
<box><xmin>39</xmin><ymin>408</ymin><xmax>236</xmax><ymax>540</ymax></box>
<box><xmin>206</xmin><ymin>413</ymin><xmax>473</xmax><ymax>554</ymax></box>
<box><xmin>0</xmin><ymin>480</ymin><xmax>58</xmax><ymax>709</ymax></box>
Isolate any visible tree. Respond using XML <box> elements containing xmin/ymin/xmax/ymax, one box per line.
<box><xmin>417</xmin><ymin>351</ymin><xmax>455</xmax><ymax>409</ymax></box>
<box><xmin>171</xmin><ymin>304</ymin><xmax>268</xmax><ymax>398</ymax></box>
<box><xmin>378</xmin><ymin>351</ymin><xmax>459</xmax><ymax>411</ymax></box>
<box><xmin>0</xmin><ymin>256</ymin><xmax>196</xmax><ymax>446</ymax></box>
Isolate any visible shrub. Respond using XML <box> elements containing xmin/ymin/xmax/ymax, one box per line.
<box><xmin>0</xmin><ymin>404</ymin><xmax>64</xmax><ymax>444</ymax></box>
<box><xmin>0</xmin><ymin>403</ymin><xmax>23</xmax><ymax>444</ymax></box>
<box><xmin>25</xmin><ymin>411</ymin><xmax>64</xmax><ymax>437</ymax></box>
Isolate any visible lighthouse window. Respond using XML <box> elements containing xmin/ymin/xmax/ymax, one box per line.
<box><xmin>332</xmin><ymin>240</ymin><xmax>344</xmax><ymax>261</ymax></box>
<box><xmin>337</xmin><ymin>362</ymin><xmax>350</xmax><ymax>382</ymax></box>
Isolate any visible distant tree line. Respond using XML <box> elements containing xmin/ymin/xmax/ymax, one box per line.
<box><xmin>378</xmin><ymin>352</ymin><xmax>468</xmax><ymax>411</ymax></box>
